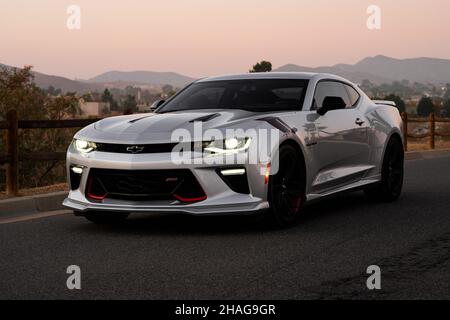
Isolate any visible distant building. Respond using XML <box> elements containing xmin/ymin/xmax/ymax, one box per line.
<box><xmin>78</xmin><ymin>98</ymin><xmax>110</xmax><ymax>117</ymax></box>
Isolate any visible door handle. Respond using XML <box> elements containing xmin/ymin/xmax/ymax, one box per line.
<box><xmin>355</xmin><ymin>118</ymin><xmax>365</xmax><ymax>126</ymax></box>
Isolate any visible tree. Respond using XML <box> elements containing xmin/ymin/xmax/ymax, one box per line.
<box><xmin>45</xmin><ymin>86</ymin><xmax>62</xmax><ymax>96</ymax></box>
<box><xmin>249</xmin><ymin>61</ymin><xmax>272</xmax><ymax>73</ymax></box>
<box><xmin>81</xmin><ymin>93</ymin><xmax>93</xmax><ymax>102</ymax></box>
<box><xmin>101</xmin><ymin>88</ymin><xmax>118</xmax><ymax>110</ymax></box>
<box><xmin>383</xmin><ymin>94</ymin><xmax>406</xmax><ymax>113</ymax></box>
<box><xmin>443</xmin><ymin>84</ymin><xmax>450</xmax><ymax>100</ymax></box>
<box><xmin>161</xmin><ymin>84</ymin><xmax>176</xmax><ymax>99</ymax></box>
<box><xmin>101</xmin><ymin>105</ymin><xmax>111</xmax><ymax>115</ymax></box>
<box><xmin>360</xmin><ymin>79</ymin><xmax>375</xmax><ymax>92</ymax></box>
<box><xmin>162</xmin><ymin>84</ymin><xmax>173</xmax><ymax>94</ymax></box>
<box><xmin>0</xmin><ymin>65</ymin><xmax>84</xmax><ymax>191</ymax></box>
<box><xmin>443</xmin><ymin>99</ymin><xmax>450</xmax><ymax>117</ymax></box>
<box><xmin>122</xmin><ymin>94</ymin><xmax>137</xmax><ymax>114</ymax></box>
<box><xmin>101</xmin><ymin>89</ymin><xmax>113</xmax><ymax>103</ymax></box>
<box><xmin>417</xmin><ymin>97</ymin><xmax>435</xmax><ymax>117</ymax></box>
<box><xmin>0</xmin><ymin>65</ymin><xmax>45</xmax><ymax>120</ymax></box>
<box><xmin>45</xmin><ymin>94</ymin><xmax>80</xmax><ymax>120</ymax></box>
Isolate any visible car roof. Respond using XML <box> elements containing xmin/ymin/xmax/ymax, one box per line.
<box><xmin>197</xmin><ymin>72</ymin><xmax>347</xmax><ymax>83</ymax></box>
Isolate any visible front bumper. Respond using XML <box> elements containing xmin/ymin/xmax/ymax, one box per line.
<box><xmin>63</xmin><ymin>197</ymin><xmax>269</xmax><ymax>215</ymax></box>
<box><xmin>63</xmin><ymin>148</ymin><xmax>269</xmax><ymax>216</ymax></box>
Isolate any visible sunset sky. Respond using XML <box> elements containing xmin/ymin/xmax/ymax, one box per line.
<box><xmin>1</xmin><ymin>0</ymin><xmax>449</xmax><ymax>79</ymax></box>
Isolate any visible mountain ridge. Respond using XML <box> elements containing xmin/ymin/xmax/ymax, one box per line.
<box><xmin>275</xmin><ymin>55</ymin><xmax>450</xmax><ymax>84</ymax></box>
<box><xmin>3</xmin><ymin>55</ymin><xmax>450</xmax><ymax>93</ymax></box>
<box><xmin>87</xmin><ymin>70</ymin><xmax>195</xmax><ymax>88</ymax></box>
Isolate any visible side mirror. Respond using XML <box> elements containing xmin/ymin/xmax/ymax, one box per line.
<box><xmin>150</xmin><ymin>99</ymin><xmax>165</xmax><ymax>111</ymax></box>
<box><xmin>317</xmin><ymin>96</ymin><xmax>346</xmax><ymax>116</ymax></box>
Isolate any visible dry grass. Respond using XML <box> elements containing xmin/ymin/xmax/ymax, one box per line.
<box><xmin>0</xmin><ymin>183</ymin><xmax>68</xmax><ymax>200</ymax></box>
<box><xmin>407</xmin><ymin>139</ymin><xmax>450</xmax><ymax>151</ymax></box>
<box><xmin>406</xmin><ymin>120</ymin><xmax>450</xmax><ymax>151</ymax></box>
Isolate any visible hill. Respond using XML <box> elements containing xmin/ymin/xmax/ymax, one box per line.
<box><xmin>87</xmin><ymin>70</ymin><xmax>195</xmax><ymax>88</ymax></box>
<box><xmin>274</xmin><ymin>55</ymin><xmax>450</xmax><ymax>84</ymax></box>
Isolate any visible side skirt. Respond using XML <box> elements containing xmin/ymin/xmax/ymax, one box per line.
<box><xmin>306</xmin><ymin>176</ymin><xmax>381</xmax><ymax>202</ymax></box>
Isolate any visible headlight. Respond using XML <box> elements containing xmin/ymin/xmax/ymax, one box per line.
<box><xmin>203</xmin><ymin>137</ymin><xmax>251</xmax><ymax>154</ymax></box>
<box><xmin>73</xmin><ymin>139</ymin><xmax>97</xmax><ymax>153</ymax></box>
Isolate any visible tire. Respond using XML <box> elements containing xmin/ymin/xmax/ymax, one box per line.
<box><xmin>83</xmin><ymin>211</ymin><xmax>130</xmax><ymax>224</ymax></box>
<box><xmin>266</xmin><ymin>144</ymin><xmax>306</xmax><ymax>228</ymax></box>
<box><xmin>365</xmin><ymin>135</ymin><xmax>404</xmax><ymax>202</ymax></box>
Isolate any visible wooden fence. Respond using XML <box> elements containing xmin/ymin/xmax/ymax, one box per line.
<box><xmin>401</xmin><ymin>112</ymin><xmax>450</xmax><ymax>151</ymax></box>
<box><xmin>0</xmin><ymin>109</ymin><xmax>100</xmax><ymax>196</ymax></box>
<box><xmin>1</xmin><ymin>109</ymin><xmax>450</xmax><ymax>196</ymax></box>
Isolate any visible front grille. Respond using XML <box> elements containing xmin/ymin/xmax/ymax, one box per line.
<box><xmin>96</xmin><ymin>143</ymin><xmax>179</xmax><ymax>154</ymax></box>
<box><xmin>86</xmin><ymin>169</ymin><xmax>206</xmax><ymax>203</ymax></box>
<box><xmin>95</xmin><ymin>142</ymin><xmax>204</xmax><ymax>154</ymax></box>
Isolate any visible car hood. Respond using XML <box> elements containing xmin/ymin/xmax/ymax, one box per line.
<box><xmin>75</xmin><ymin>109</ymin><xmax>269</xmax><ymax>144</ymax></box>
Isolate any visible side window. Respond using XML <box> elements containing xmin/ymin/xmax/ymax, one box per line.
<box><xmin>345</xmin><ymin>84</ymin><xmax>360</xmax><ymax>107</ymax></box>
<box><xmin>312</xmin><ymin>81</ymin><xmax>351</xmax><ymax>110</ymax></box>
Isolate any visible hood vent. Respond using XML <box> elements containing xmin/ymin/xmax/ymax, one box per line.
<box><xmin>128</xmin><ymin>115</ymin><xmax>153</xmax><ymax>123</ymax></box>
<box><xmin>189</xmin><ymin>113</ymin><xmax>220</xmax><ymax>123</ymax></box>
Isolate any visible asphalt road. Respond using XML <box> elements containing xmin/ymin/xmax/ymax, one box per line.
<box><xmin>1</xmin><ymin>154</ymin><xmax>450</xmax><ymax>300</ymax></box>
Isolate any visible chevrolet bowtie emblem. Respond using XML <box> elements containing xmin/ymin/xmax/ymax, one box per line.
<box><xmin>126</xmin><ymin>146</ymin><xmax>144</xmax><ymax>154</ymax></box>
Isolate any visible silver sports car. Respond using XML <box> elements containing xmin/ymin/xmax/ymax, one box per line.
<box><xmin>63</xmin><ymin>72</ymin><xmax>404</xmax><ymax>227</ymax></box>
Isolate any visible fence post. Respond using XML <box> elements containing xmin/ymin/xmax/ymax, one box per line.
<box><xmin>6</xmin><ymin>109</ymin><xmax>19</xmax><ymax>196</ymax></box>
<box><xmin>429</xmin><ymin>112</ymin><xmax>435</xmax><ymax>150</ymax></box>
<box><xmin>401</xmin><ymin>112</ymin><xmax>408</xmax><ymax>151</ymax></box>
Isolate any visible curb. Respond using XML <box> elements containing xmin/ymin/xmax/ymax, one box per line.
<box><xmin>0</xmin><ymin>191</ymin><xmax>67</xmax><ymax>220</ymax></box>
<box><xmin>1</xmin><ymin>148</ymin><xmax>450</xmax><ymax>219</ymax></box>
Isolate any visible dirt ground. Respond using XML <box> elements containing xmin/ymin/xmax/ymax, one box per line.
<box><xmin>0</xmin><ymin>183</ymin><xmax>68</xmax><ymax>200</ymax></box>
<box><xmin>407</xmin><ymin>139</ymin><xmax>450</xmax><ymax>151</ymax></box>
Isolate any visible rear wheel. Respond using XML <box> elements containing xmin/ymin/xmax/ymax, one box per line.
<box><xmin>266</xmin><ymin>144</ymin><xmax>306</xmax><ymax>228</ymax></box>
<box><xmin>365</xmin><ymin>135</ymin><xmax>404</xmax><ymax>201</ymax></box>
<box><xmin>83</xmin><ymin>211</ymin><xmax>129</xmax><ymax>224</ymax></box>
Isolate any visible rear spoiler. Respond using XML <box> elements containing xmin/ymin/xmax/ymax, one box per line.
<box><xmin>373</xmin><ymin>100</ymin><xmax>396</xmax><ymax>107</ymax></box>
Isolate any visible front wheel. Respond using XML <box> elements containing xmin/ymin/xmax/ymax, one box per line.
<box><xmin>82</xmin><ymin>211</ymin><xmax>130</xmax><ymax>224</ymax></box>
<box><xmin>266</xmin><ymin>144</ymin><xmax>306</xmax><ymax>228</ymax></box>
<box><xmin>365</xmin><ymin>135</ymin><xmax>404</xmax><ymax>202</ymax></box>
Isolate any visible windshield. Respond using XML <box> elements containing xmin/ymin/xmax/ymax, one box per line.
<box><xmin>156</xmin><ymin>79</ymin><xmax>309</xmax><ymax>113</ymax></box>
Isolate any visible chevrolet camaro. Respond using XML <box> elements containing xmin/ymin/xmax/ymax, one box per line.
<box><xmin>63</xmin><ymin>72</ymin><xmax>404</xmax><ymax>227</ymax></box>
